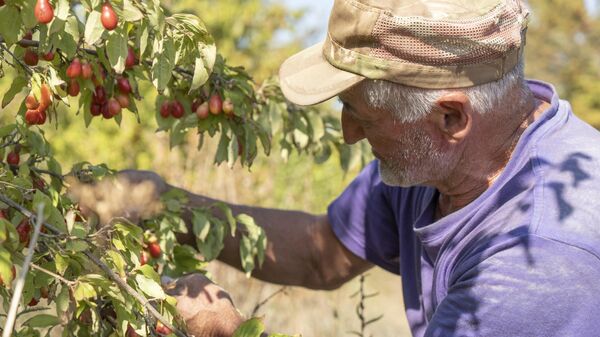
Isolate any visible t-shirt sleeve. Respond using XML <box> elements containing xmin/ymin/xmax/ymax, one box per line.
<box><xmin>327</xmin><ymin>161</ymin><xmax>400</xmax><ymax>274</ymax></box>
<box><xmin>425</xmin><ymin>236</ymin><xmax>600</xmax><ymax>337</ymax></box>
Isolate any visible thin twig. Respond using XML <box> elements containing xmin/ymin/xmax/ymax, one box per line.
<box><xmin>0</xmin><ymin>43</ymin><xmax>33</xmax><ymax>76</ymax></box>
<box><xmin>30</xmin><ymin>263</ymin><xmax>75</xmax><ymax>286</ymax></box>
<box><xmin>82</xmin><ymin>251</ymin><xmax>188</xmax><ymax>337</ymax></box>
<box><xmin>0</xmin><ymin>193</ymin><xmax>188</xmax><ymax>337</ymax></box>
<box><xmin>12</xmin><ymin>38</ymin><xmax>194</xmax><ymax>77</ymax></box>
<box><xmin>3</xmin><ymin>203</ymin><xmax>45</xmax><ymax>337</ymax></box>
<box><xmin>30</xmin><ymin>167</ymin><xmax>66</xmax><ymax>181</ymax></box>
<box><xmin>251</xmin><ymin>286</ymin><xmax>288</xmax><ymax>317</ymax></box>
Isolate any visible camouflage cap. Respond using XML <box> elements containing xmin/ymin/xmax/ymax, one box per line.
<box><xmin>280</xmin><ymin>0</ymin><xmax>530</xmax><ymax>106</ymax></box>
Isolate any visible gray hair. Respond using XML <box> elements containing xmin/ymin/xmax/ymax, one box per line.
<box><xmin>361</xmin><ymin>60</ymin><xmax>532</xmax><ymax>123</ymax></box>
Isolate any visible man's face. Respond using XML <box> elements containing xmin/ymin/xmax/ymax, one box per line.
<box><xmin>338</xmin><ymin>86</ymin><xmax>452</xmax><ymax>187</ymax></box>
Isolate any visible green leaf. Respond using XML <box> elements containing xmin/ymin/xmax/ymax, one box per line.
<box><xmin>0</xmin><ymin>247</ymin><xmax>13</xmax><ymax>285</ymax></box>
<box><xmin>20</xmin><ymin>0</ymin><xmax>38</xmax><ymax>29</ymax></box>
<box><xmin>2</xmin><ymin>76</ymin><xmax>28</xmax><ymax>108</ymax></box>
<box><xmin>54</xmin><ymin>253</ymin><xmax>68</xmax><ymax>275</ymax></box>
<box><xmin>215</xmin><ymin>202</ymin><xmax>236</xmax><ymax>235</ymax></box>
<box><xmin>23</xmin><ymin>314</ymin><xmax>61</xmax><ymax>328</ymax></box>
<box><xmin>0</xmin><ymin>124</ymin><xmax>16</xmax><ymax>138</ymax></box>
<box><xmin>190</xmin><ymin>57</ymin><xmax>209</xmax><ymax>93</ymax></box>
<box><xmin>123</xmin><ymin>0</ymin><xmax>144</xmax><ymax>21</ymax></box>
<box><xmin>136</xmin><ymin>21</ymin><xmax>149</xmax><ymax>58</ymax></box>
<box><xmin>172</xmin><ymin>245</ymin><xmax>206</xmax><ymax>273</ymax></box>
<box><xmin>73</xmin><ymin>282</ymin><xmax>97</xmax><ymax>301</ymax></box>
<box><xmin>51</xmin><ymin>21</ymin><xmax>78</xmax><ymax>58</ymax></box>
<box><xmin>0</xmin><ymin>6</ymin><xmax>23</xmax><ymax>45</ymax></box>
<box><xmin>84</xmin><ymin>11</ymin><xmax>104</xmax><ymax>45</ymax></box>
<box><xmin>55</xmin><ymin>285</ymin><xmax>70</xmax><ymax>315</ymax></box>
<box><xmin>55</xmin><ymin>0</ymin><xmax>70</xmax><ymax>21</ymax></box>
<box><xmin>106</xmin><ymin>29</ymin><xmax>128</xmax><ymax>74</ymax></box>
<box><xmin>233</xmin><ymin>318</ymin><xmax>265</xmax><ymax>337</ymax></box>
<box><xmin>228</xmin><ymin>135</ymin><xmax>239</xmax><ymax>168</ymax></box>
<box><xmin>151</xmin><ymin>38</ymin><xmax>176</xmax><ymax>92</ymax></box>
<box><xmin>215</xmin><ymin>133</ymin><xmax>231</xmax><ymax>165</ymax></box>
<box><xmin>135</xmin><ymin>274</ymin><xmax>166</xmax><ymax>300</ymax></box>
<box><xmin>66</xmin><ymin>240</ymin><xmax>89</xmax><ymax>252</ymax></box>
<box><xmin>33</xmin><ymin>190</ymin><xmax>67</xmax><ymax>232</ymax></box>
<box><xmin>192</xmin><ymin>211</ymin><xmax>210</xmax><ymax>242</ymax></box>
<box><xmin>106</xmin><ymin>250</ymin><xmax>126</xmax><ymax>277</ymax></box>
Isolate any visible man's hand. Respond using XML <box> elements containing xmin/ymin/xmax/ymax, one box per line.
<box><xmin>164</xmin><ymin>273</ymin><xmax>244</xmax><ymax>337</ymax></box>
<box><xmin>68</xmin><ymin>170</ymin><xmax>170</xmax><ymax>225</ymax></box>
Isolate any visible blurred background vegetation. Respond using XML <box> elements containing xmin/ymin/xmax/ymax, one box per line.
<box><xmin>1</xmin><ymin>0</ymin><xmax>599</xmax><ymax>336</ymax></box>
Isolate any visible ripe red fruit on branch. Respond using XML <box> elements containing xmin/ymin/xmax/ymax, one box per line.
<box><xmin>101</xmin><ymin>2</ymin><xmax>118</xmax><ymax>31</ymax></box>
<box><xmin>67</xmin><ymin>79</ymin><xmax>80</xmax><ymax>97</ymax></box>
<box><xmin>25</xmin><ymin>109</ymin><xmax>40</xmax><ymax>125</ymax></box>
<box><xmin>196</xmin><ymin>102</ymin><xmax>209</xmax><ymax>120</ymax></box>
<box><xmin>191</xmin><ymin>99</ymin><xmax>203</xmax><ymax>112</ymax></box>
<box><xmin>16</xmin><ymin>220</ymin><xmax>31</xmax><ymax>244</ymax></box>
<box><xmin>40</xmin><ymin>286</ymin><xmax>49</xmax><ymax>299</ymax></box>
<box><xmin>92</xmin><ymin>86</ymin><xmax>107</xmax><ymax>104</ymax></box>
<box><xmin>170</xmin><ymin>101</ymin><xmax>184</xmax><ymax>118</ymax></box>
<box><xmin>155</xmin><ymin>321</ymin><xmax>172</xmax><ymax>335</ymax></box>
<box><xmin>126</xmin><ymin>324</ymin><xmax>140</xmax><ymax>337</ymax></box>
<box><xmin>101</xmin><ymin>103</ymin><xmax>112</xmax><ymax>119</ymax></box>
<box><xmin>66</xmin><ymin>58</ymin><xmax>82</xmax><ymax>78</ymax></box>
<box><xmin>222</xmin><ymin>99</ymin><xmax>234</xmax><ymax>116</ymax></box>
<box><xmin>81</xmin><ymin>62</ymin><xmax>93</xmax><ymax>79</ymax></box>
<box><xmin>23</xmin><ymin>49</ymin><xmax>39</xmax><ymax>66</ymax></box>
<box><xmin>42</xmin><ymin>50</ymin><xmax>54</xmax><ymax>61</ymax></box>
<box><xmin>116</xmin><ymin>94</ymin><xmax>130</xmax><ymax>109</ymax></box>
<box><xmin>147</xmin><ymin>242</ymin><xmax>161</xmax><ymax>259</ymax></box>
<box><xmin>0</xmin><ymin>0</ymin><xmax>5</xmax><ymax>7</ymax></box>
<box><xmin>160</xmin><ymin>101</ymin><xmax>171</xmax><ymax>118</ymax></box>
<box><xmin>107</xmin><ymin>98</ymin><xmax>121</xmax><ymax>116</ymax></box>
<box><xmin>125</xmin><ymin>47</ymin><xmax>137</xmax><ymax>69</ymax></box>
<box><xmin>139</xmin><ymin>251</ymin><xmax>148</xmax><ymax>266</ymax></box>
<box><xmin>90</xmin><ymin>104</ymin><xmax>102</xmax><ymax>116</ymax></box>
<box><xmin>209</xmin><ymin>94</ymin><xmax>223</xmax><ymax>115</ymax></box>
<box><xmin>37</xmin><ymin>110</ymin><xmax>47</xmax><ymax>124</ymax></box>
<box><xmin>25</xmin><ymin>95</ymin><xmax>39</xmax><ymax>110</ymax></box>
<box><xmin>28</xmin><ymin>297</ymin><xmax>39</xmax><ymax>307</ymax></box>
<box><xmin>34</xmin><ymin>0</ymin><xmax>54</xmax><ymax>24</ymax></box>
<box><xmin>33</xmin><ymin>176</ymin><xmax>46</xmax><ymax>190</ymax></box>
<box><xmin>38</xmin><ymin>84</ymin><xmax>52</xmax><ymax>111</ymax></box>
<box><xmin>6</xmin><ymin>151</ymin><xmax>20</xmax><ymax>166</ymax></box>
<box><xmin>116</xmin><ymin>77</ymin><xmax>132</xmax><ymax>94</ymax></box>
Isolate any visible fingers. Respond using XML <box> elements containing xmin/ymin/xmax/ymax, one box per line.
<box><xmin>164</xmin><ymin>273</ymin><xmax>241</xmax><ymax>326</ymax></box>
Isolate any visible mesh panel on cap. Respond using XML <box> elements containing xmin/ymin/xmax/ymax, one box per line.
<box><xmin>370</xmin><ymin>0</ymin><xmax>526</xmax><ymax>66</ymax></box>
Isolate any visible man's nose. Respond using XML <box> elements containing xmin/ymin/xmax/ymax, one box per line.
<box><xmin>341</xmin><ymin>111</ymin><xmax>366</xmax><ymax>145</ymax></box>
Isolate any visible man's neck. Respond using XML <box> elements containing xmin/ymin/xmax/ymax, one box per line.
<box><xmin>433</xmin><ymin>98</ymin><xmax>550</xmax><ymax>219</ymax></box>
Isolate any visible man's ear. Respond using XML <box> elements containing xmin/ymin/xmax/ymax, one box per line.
<box><xmin>430</xmin><ymin>91</ymin><xmax>473</xmax><ymax>142</ymax></box>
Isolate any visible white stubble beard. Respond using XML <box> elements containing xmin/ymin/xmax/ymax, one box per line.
<box><xmin>378</xmin><ymin>126</ymin><xmax>452</xmax><ymax>187</ymax></box>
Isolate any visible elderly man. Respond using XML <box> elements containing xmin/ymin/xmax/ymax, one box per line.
<box><xmin>95</xmin><ymin>0</ymin><xmax>600</xmax><ymax>336</ymax></box>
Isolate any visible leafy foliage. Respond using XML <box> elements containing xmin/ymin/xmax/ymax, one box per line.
<box><xmin>0</xmin><ymin>0</ymin><xmax>340</xmax><ymax>335</ymax></box>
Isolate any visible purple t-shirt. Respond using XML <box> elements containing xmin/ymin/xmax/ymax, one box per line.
<box><xmin>328</xmin><ymin>80</ymin><xmax>600</xmax><ymax>337</ymax></box>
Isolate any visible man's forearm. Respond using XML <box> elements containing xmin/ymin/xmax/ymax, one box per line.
<box><xmin>174</xmin><ymin>187</ymin><xmax>323</xmax><ymax>287</ymax></box>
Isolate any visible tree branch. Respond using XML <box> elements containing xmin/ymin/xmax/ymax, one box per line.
<box><xmin>2</xmin><ymin>203</ymin><xmax>45</xmax><ymax>337</ymax></box>
<box><xmin>0</xmin><ymin>42</ymin><xmax>33</xmax><ymax>76</ymax></box>
<box><xmin>8</xmin><ymin>38</ymin><xmax>195</xmax><ymax>78</ymax></box>
<box><xmin>0</xmin><ymin>193</ymin><xmax>188</xmax><ymax>337</ymax></box>
<box><xmin>30</xmin><ymin>263</ymin><xmax>75</xmax><ymax>286</ymax></box>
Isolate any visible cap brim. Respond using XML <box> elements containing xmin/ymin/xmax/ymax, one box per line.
<box><xmin>279</xmin><ymin>42</ymin><xmax>365</xmax><ymax>106</ymax></box>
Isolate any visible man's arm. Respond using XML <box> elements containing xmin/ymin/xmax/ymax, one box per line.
<box><xmin>176</xmin><ymin>189</ymin><xmax>373</xmax><ymax>290</ymax></box>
